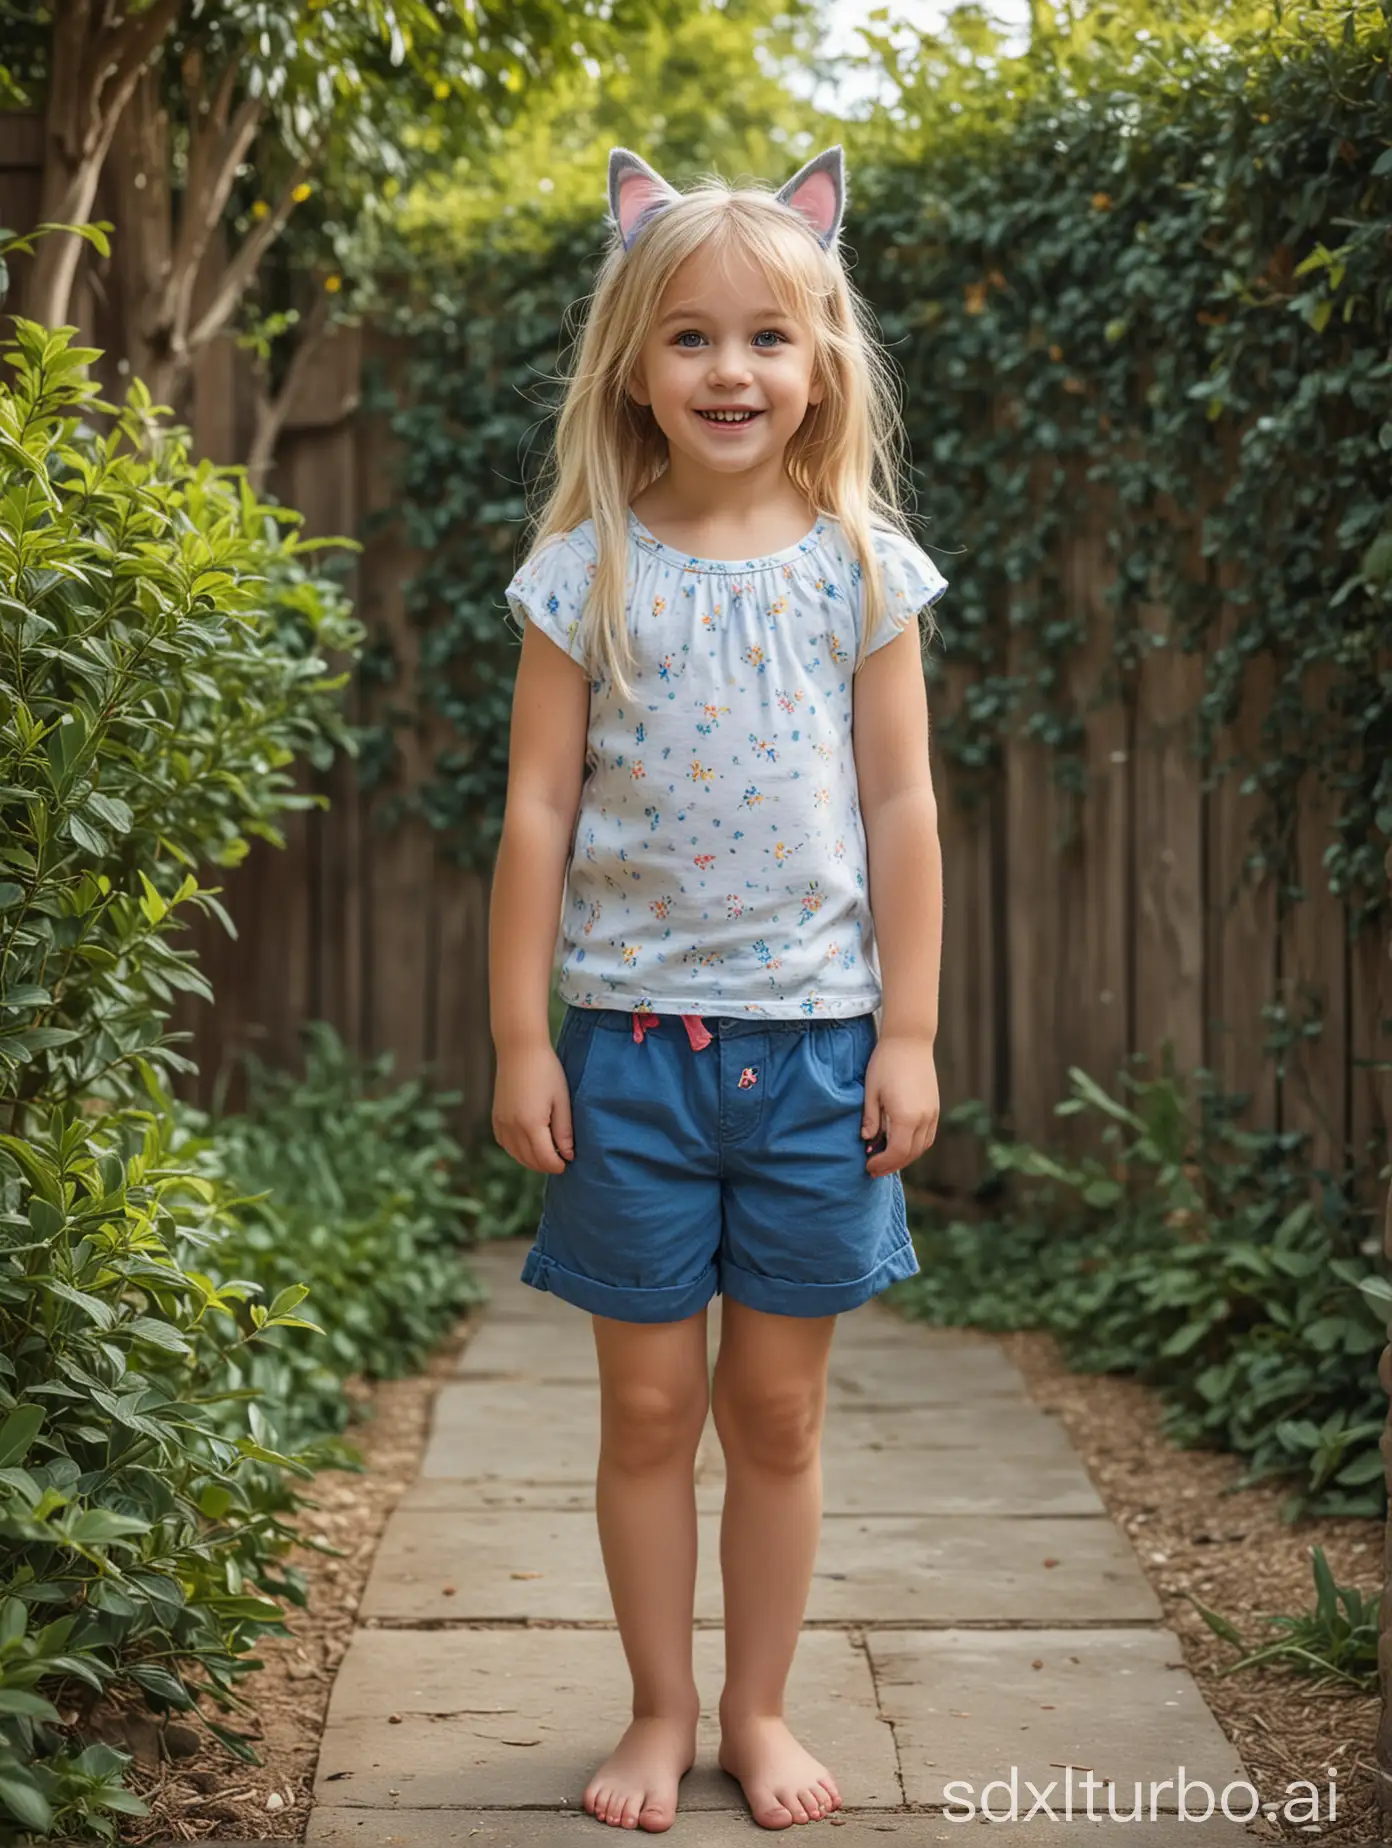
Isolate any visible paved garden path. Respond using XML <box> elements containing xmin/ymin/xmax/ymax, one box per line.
<box><xmin>307</xmin><ymin>1237</ymin><xmax>1261</xmax><ymax>1845</ymax></box>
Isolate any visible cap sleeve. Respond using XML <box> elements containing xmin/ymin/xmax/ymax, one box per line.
<box><xmin>504</xmin><ymin>532</ymin><xmax>593</xmax><ymax>661</ymax></box>
<box><xmin>861</xmin><ymin>525</ymin><xmax>949</xmax><ymax>657</ymax></box>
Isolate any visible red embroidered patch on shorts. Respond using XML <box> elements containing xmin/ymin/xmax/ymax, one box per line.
<box><xmin>738</xmin><ymin>1066</ymin><xmax>759</xmax><ymax>1089</ymax></box>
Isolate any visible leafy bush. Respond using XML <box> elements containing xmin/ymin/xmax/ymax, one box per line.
<box><xmin>891</xmin><ymin>1064</ymin><xmax>1389</xmax><ymax>1521</ymax></box>
<box><xmin>0</xmin><ymin>314</ymin><xmax>370</xmax><ymax>1837</ymax></box>
<box><xmin>186</xmin><ymin>1022</ymin><xmax>486</xmax><ymax>1450</ymax></box>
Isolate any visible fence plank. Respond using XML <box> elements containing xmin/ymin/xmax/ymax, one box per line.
<box><xmin>1351</xmin><ymin>919</ymin><xmax>1392</xmax><ymax>1187</ymax></box>
<box><xmin>355</xmin><ymin>332</ymin><xmax>432</xmax><ymax>1072</ymax></box>
<box><xmin>1057</xmin><ymin>505</ymin><xmax>1130</xmax><ymax>1140</ymax></box>
<box><xmin>432</xmin><ymin>861</ymin><xmax>493</xmax><ymax>1135</ymax></box>
<box><xmin>1280</xmin><ymin>696</ymin><xmax>1350</xmax><ymax>1176</ymax></box>
<box><xmin>1132</xmin><ymin>520</ymin><xmax>1205</xmax><ymax>1077</ymax></box>
<box><xmin>1206</xmin><ymin>557</ymin><xmax>1278</xmax><ymax>1124</ymax></box>
<box><xmin>924</xmin><ymin>660</ymin><xmax>995</xmax><ymax>1193</ymax></box>
<box><xmin>1003</xmin><ymin>725</ymin><xmax>1060</xmax><ymax>1146</ymax></box>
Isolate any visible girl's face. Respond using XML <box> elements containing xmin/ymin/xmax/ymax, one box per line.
<box><xmin>627</xmin><ymin>244</ymin><xmax>824</xmax><ymax>478</ymax></box>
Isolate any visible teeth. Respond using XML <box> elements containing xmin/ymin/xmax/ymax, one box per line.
<box><xmin>700</xmin><ymin>410</ymin><xmax>756</xmax><ymax>423</ymax></box>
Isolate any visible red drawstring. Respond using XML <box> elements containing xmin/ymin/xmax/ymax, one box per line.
<box><xmin>632</xmin><ymin>1010</ymin><xmax>712</xmax><ymax>1051</ymax></box>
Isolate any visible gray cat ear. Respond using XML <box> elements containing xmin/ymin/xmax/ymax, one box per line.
<box><xmin>608</xmin><ymin>148</ymin><xmax>682</xmax><ymax>251</ymax></box>
<box><xmin>774</xmin><ymin>145</ymin><xmax>846</xmax><ymax>250</ymax></box>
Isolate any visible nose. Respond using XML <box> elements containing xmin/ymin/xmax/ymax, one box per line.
<box><xmin>706</xmin><ymin>340</ymin><xmax>753</xmax><ymax>387</ymax></box>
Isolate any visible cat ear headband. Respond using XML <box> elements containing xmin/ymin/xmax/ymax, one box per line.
<box><xmin>607</xmin><ymin>145</ymin><xmax>846</xmax><ymax>255</ymax></box>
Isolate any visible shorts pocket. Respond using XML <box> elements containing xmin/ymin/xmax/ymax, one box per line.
<box><xmin>835</xmin><ymin>1016</ymin><xmax>875</xmax><ymax>1092</ymax></box>
<box><xmin>556</xmin><ymin>1008</ymin><xmax>599</xmax><ymax>1105</ymax></box>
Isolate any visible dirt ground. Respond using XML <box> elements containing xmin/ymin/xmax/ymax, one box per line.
<box><xmin>1000</xmin><ymin>1329</ymin><xmax>1381</xmax><ymax>1846</ymax></box>
<box><xmin>115</xmin><ymin>1308</ymin><xmax>1382</xmax><ymax>1843</ymax></box>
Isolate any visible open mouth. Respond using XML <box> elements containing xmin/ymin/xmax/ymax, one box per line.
<box><xmin>696</xmin><ymin>409</ymin><xmax>763</xmax><ymax>426</ymax></box>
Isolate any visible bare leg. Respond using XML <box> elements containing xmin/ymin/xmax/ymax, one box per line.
<box><xmin>584</xmin><ymin>1307</ymin><xmax>710</xmax><ymax>1832</ymax></box>
<box><xmin>712</xmin><ymin>1300</ymin><xmax>843</xmax><ymax>1829</ymax></box>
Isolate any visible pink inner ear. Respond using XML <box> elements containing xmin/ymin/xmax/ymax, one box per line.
<box><xmin>617</xmin><ymin>173</ymin><xmax>671</xmax><ymax>242</ymax></box>
<box><xmin>785</xmin><ymin>169</ymin><xmax>838</xmax><ymax>238</ymax></box>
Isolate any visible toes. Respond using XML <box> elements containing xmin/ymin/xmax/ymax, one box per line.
<box><xmin>754</xmin><ymin>1797</ymin><xmax>795</xmax><ymax>1830</ymax></box>
<box><xmin>778</xmin><ymin>1789</ymin><xmax>810</xmax><ymax>1824</ymax></box>
<box><xmin>799</xmin><ymin>1784</ymin><xmax>825</xmax><ymax>1818</ymax></box>
<box><xmin>639</xmin><ymin>1802</ymin><xmax>675</xmax><ymax>1833</ymax></box>
<box><xmin>817</xmin><ymin>1777</ymin><xmax>841</xmax><ymax>1811</ymax></box>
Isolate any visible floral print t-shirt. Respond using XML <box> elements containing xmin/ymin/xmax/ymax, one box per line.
<box><xmin>504</xmin><ymin>508</ymin><xmax>948</xmax><ymax>1019</ymax></box>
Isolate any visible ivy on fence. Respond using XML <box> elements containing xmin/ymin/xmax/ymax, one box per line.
<box><xmin>371</xmin><ymin>6</ymin><xmax>1391</xmax><ymax>931</ymax></box>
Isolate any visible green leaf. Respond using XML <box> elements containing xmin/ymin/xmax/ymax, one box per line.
<box><xmin>0</xmin><ymin>1769</ymin><xmax>53</xmax><ymax>1829</ymax></box>
<box><xmin>126</xmin><ymin>1663</ymin><xmax>193</xmax><ymax>1708</ymax></box>
<box><xmin>0</xmin><ymin>1404</ymin><xmax>44</xmax><ymax>1468</ymax></box>
<box><xmin>0</xmin><ymin>1687</ymin><xmax>60</xmax><ymax>1719</ymax></box>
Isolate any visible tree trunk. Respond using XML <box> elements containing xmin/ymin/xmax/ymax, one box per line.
<box><xmin>105</xmin><ymin>68</ymin><xmax>178</xmax><ymax>408</ymax></box>
<box><xmin>25</xmin><ymin>0</ymin><xmax>183</xmax><ymax>329</ymax></box>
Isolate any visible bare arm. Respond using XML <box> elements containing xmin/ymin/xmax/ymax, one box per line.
<box><xmin>852</xmin><ymin>619</ymin><xmax>943</xmax><ymax>1175</ymax></box>
<box><xmin>489</xmin><ymin>620</ymin><xmax>591</xmax><ymax>1172</ymax></box>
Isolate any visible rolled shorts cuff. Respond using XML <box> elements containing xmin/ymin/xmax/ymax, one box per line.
<box><xmin>522</xmin><ymin>1234</ymin><xmax>719</xmax><ymax>1324</ymax></box>
<box><xmin>719</xmin><ymin>1235</ymin><xmax>921</xmax><ymax>1319</ymax></box>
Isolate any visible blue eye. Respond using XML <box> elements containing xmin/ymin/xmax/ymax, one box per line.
<box><xmin>672</xmin><ymin>329</ymin><xmax>789</xmax><ymax>349</ymax></box>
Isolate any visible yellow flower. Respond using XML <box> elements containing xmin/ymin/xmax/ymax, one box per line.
<box><xmin>251</xmin><ymin>200</ymin><xmax>270</xmax><ymax>220</ymax></box>
<box><xmin>434</xmin><ymin>80</ymin><xmax>450</xmax><ymax>100</ymax></box>
<box><xmin>292</xmin><ymin>182</ymin><xmax>312</xmax><ymax>204</ymax></box>
<box><xmin>324</xmin><ymin>275</ymin><xmax>342</xmax><ymax>294</ymax></box>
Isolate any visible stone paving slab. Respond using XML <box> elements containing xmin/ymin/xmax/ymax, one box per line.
<box><xmin>359</xmin><ymin>1511</ymin><xmax>1158</xmax><ymax>1624</ymax></box>
<box><xmin>866</xmin><ymin>1629</ymin><xmax>1247</xmax><ymax>1802</ymax></box>
<box><xmin>314</xmin><ymin>1629</ymin><xmax>898</xmax><ymax>1811</ymax></box>
<box><xmin>699</xmin><ymin>1404</ymin><xmax>1088</xmax><ymax>1471</ymax></box>
<box><xmin>457</xmin><ymin>1314</ymin><xmax>601</xmax><ymax>1381</ymax></box>
<box><xmin>826</xmin><ymin>1341</ymin><xmax>1033</xmax><ymax>1404</ymax></box>
<box><xmin>405</xmin><ymin>1431</ymin><xmax>1100</xmax><ymax>1518</ymax></box>
<box><xmin>420</xmin><ymin>1386</ymin><xmax>1083</xmax><ymax>1493</ymax></box>
<box><xmin>421</xmin><ymin>1382</ymin><xmax>600</xmax><ymax>1483</ymax></box>
<box><xmin>308</xmin><ymin>1813</ymin><xmax>1263</xmax><ymax>1844</ymax></box>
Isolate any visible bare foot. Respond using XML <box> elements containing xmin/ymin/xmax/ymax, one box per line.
<box><xmin>718</xmin><ymin>1712</ymin><xmax>843</xmax><ymax>1829</ymax></box>
<box><xmin>584</xmin><ymin>1712</ymin><xmax>699</xmax><ymax>1832</ymax></box>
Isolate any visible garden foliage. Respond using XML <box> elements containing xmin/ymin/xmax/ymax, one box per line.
<box><xmin>0</xmin><ymin>315</ymin><xmax>476</xmax><ymax>1839</ymax></box>
<box><xmin>892</xmin><ymin>1063</ymin><xmax>1388</xmax><ymax>1522</ymax></box>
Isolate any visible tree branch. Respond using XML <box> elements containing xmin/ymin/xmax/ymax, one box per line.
<box><xmin>185</xmin><ymin>145</ymin><xmax>320</xmax><ymax>357</ymax></box>
<box><xmin>246</xmin><ymin>287</ymin><xmax>336</xmax><ymax>490</ymax></box>
<box><xmin>161</xmin><ymin>87</ymin><xmax>264</xmax><ymax>360</ymax></box>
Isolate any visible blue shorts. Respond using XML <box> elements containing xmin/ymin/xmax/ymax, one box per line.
<box><xmin>520</xmin><ymin>1007</ymin><xmax>920</xmax><ymax>1324</ymax></box>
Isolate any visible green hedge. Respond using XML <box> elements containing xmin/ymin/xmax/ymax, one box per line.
<box><xmin>0</xmin><ymin>316</ymin><xmax>481</xmax><ymax>1839</ymax></box>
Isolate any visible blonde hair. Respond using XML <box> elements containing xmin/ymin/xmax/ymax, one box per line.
<box><xmin>521</xmin><ymin>170</ymin><xmax>929</xmax><ymax>694</ymax></box>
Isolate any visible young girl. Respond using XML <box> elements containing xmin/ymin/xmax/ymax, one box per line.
<box><xmin>489</xmin><ymin>143</ymin><xmax>947</xmax><ymax>1834</ymax></box>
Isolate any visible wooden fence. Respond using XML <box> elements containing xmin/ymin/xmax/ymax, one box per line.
<box><xmin>2</xmin><ymin>116</ymin><xmax>1388</xmax><ymax>1181</ymax></box>
<box><xmin>932</xmin><ymin>480</ymin><xmax>1391</xmax><ymax>1195</ymax></box>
